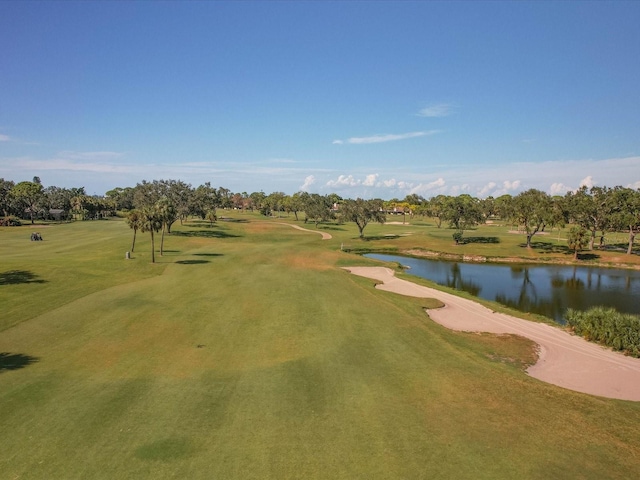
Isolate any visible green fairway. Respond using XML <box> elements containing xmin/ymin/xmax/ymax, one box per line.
<box><xmin>1</xmin><ymin>215</ymin><xmax>640</xmax><ymax>479</ymax></box>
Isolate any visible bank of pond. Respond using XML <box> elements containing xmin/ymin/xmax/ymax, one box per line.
<box><xmin>365</xmin><ymin>253</ymin><xmax>640</xmax><ymax>324</ymax></box>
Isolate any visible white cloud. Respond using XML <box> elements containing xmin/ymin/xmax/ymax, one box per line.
<box><xmin>450</xmin><ymin>184</ymin><xmax>471</xmax><ymax>196</ymax></box>
<box><xmin>409</xmin><ymin>177</ymin><xmax>446</xmax><ymax>195</ymax></box>
<box><xmin>579</xmin><ymin>175</ymin><xmax>595</xmax><ymax>188</ymax></box>
<box><xmin>334</xmin><ymin>130</ymin><xmax>440</xmax><ymax>145</ymax></box>
<box><xmin>300</xmin><ymin>175</ymin><xmax>316</xmax><ymax>191</ymax></box>
<box><xmin>363</xmin><ymin>174</ymin><xmax>378</xmax><ymax>186</ymax></box>
<box><xmin>383</xmin><ymin>178</ymin><xmax>396</xmax><ymax>187</ymax></box>
<box><xmin>417</xmin><ymin>103</ymin><xmax>454</xmax><ymax>117</ymax></box>
<box><xmin>0</xmin><ymin>134</ymin><xmax>10</xmax><ymax>142</ymax></box>
<box><xmin>629</xmin><ymin>180</ymin><xmax>640</xmax><ymax>189</ymax></box>
<box><xmin>326</xmin><ymin>174</ymin><xmax>359</xmax><ymax>187</ymax></box>
<box><xmin>478</xmin><ymin>182</ymin><xmax>497</xmax><ymax>197</ymax></box>
<box><xmin>550</xmin><ymin>182</ymin><xmax>571</xmax><ymax>196</ymax></box>
<box><xmin>503</xmin><ymin>180</ymin><xmax>521</xmax><ymax>191</ymax></box>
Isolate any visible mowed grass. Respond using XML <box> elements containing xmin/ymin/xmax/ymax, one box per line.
<box><xmin>1</xmin><ymin>215</ymin><xmax>640</xmax><ymax>479</ymax></box>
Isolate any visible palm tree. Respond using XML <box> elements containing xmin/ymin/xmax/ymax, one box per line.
<box><xmin>156</xmin><ymin>197</ymin><xmax>176</xmax><ymax>256</ymax></box>
<box><xmin>139</xmin><ymin>206</ymin><xmax>163</xmax><ymax>263</ymax></box>
<box><xmin>567</xmin><ymin>226</ymin><xmax>589</xmax><ymax>259</ymax></box>
<box><xmin>126</xmin><ymin>210</ymin><xmax>142</xmax><ymax>252</ymax></box>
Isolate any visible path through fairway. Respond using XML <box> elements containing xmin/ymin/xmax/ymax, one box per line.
<box><xmin>273</xmin><ymin>222</ymin><xmax>332</xmax><ymax>239</ymax></box>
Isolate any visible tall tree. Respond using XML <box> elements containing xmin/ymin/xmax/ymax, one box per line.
<box><xmin>191</xmin><ymin>182</ymin><xmax>220</xmax><ymax>221</ymax></box>
<box><xmin>427</xmin><ymin>195</ymin><xmax>448</xmax><ymax>228</ymax></box>
<box><xmin>511</xmin><ymin>189</ymin><xmax>553</xmax><ymax>248</ymax></box>
<box><xmin>264</xmin><ymin>191</ymin><xmax>286</xmax><ymax>217</ymax></box>
<box><xmin>156</xmin><ymin>197</ymin><xmax>176</xmax><ymax>256</ymax></box>
<box><xmin>301</xmin><ymin>193</ymin><xmax>335</xmax><ymax>227</ymax></box>
<box><xmin>139</xmin><ymin>205</ymin><xmax>163</xmax><ymax>263</ymax></box>
<box><xmin>11</xmin><ymin>181</ymin><xmax>45</xmax><ymax>224</ymax></box>
<box><xmin>45</xmin><ymin>186</ymin><xmax>85</xmax><ymax>218</ymax></box>
<box><xmin>0</xmin><ymin>178</ymin><xmax>15</xmax><ymax>217</ymax></box>
<box><xmin>494</xmin><ymin>194</ymin><xmax>514</xmax><ymax>223</ymax></box>
<box><xmin>608</xmin><ymin>187</ymin><xmax>640</xmax><ymax>255</ymax></box>
<box><xmin>284</xmin><ymin>192</ymin><xmax>304</xmax><ymax>221</ymax></box>
<box><xmin>340</xmin><ymin>198</ymin><xmax>386</xmax><ymax>238</ymax></box>
<box><xmin>565</xmin><ymin>186</ymin><xmax>611</xmax><ymax>250</ymax></box>
<box><xmin>249</xmin><ymin>191</ymin><xmax>266</xmax><ymax>212</ymax></box>
<box><xmin>442</xmin><ymin>194</ymin><xmax>483</xmax><ymax>237</ymax></box>
<box><xmin>159</xmin><ymin>179</ymin><xmax>192</xmax><ymax>231</ymax></box>
<box><xmin>126</xmin><ymin>210</ymin><xmax>142</xmax><ymax>252</ymax></box>
<box><xmin>105</xmin><ymin>186</ymin><xmax>135</xmax><ymax>211</ymax></box>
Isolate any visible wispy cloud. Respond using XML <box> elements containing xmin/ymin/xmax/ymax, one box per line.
<box><xmin>300</xmin><ymin>175</ymin><xmax>316</xmax><ymax>191</ymax></box>
<box><xmin>0</xmin><ymin>134</ymin><xmax>10</xmax><ymax>142</ymax></box>
<box><xmin>57</xmin><ymin>151</ymin><xmax>125</xmax><ymax>161</ymax></box>
<box><xmin>416</xmin><ymin>103</ymin><xmax>454</xmax><ymax>118</ymax></box>
<box><xmin>333</xmin><ymin>130</ymin><xmax>440</xmax><ymax>145</ymax></box>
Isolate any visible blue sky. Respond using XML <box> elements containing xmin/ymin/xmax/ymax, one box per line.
<box><xmin>1</xmin><ymin>1</ymin><xmax>639</xmax><ymax>199</ymax></box>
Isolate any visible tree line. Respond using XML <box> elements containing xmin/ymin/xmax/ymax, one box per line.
<box><xmin>2</xmin><ymin>176</ymin><xmax>639</xmax><ymax>259</ymax></box>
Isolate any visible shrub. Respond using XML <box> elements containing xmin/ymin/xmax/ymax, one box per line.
<box><xmin>0</xmin><ymin>216</ymin><xmax>22</xmax><ymax>226</ymax></box>
<box><xmin>565</xmin><ymin>306</ymin><xmax>640</xmax><ymax>357</ymax></box>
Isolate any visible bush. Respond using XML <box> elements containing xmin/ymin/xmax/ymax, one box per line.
<box><xmin>565</xmin><ymin>306</ymin><xmax>640</xmax><ymax>357</ymax></box>
<box><xmin>452</xmin><ymin>232</ymin><xmax>463</xmax><ymax>245</ymax></box>
<box><xmin>0</xmin><ymin>216</ymin><xmax>22</xmax><ymax>226</ymax></box>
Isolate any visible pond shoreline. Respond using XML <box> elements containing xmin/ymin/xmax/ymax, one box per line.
<box><xmin>394</xmin><ymin>247</ymin><xmax>640</xmax><ymax>271</ymax></box>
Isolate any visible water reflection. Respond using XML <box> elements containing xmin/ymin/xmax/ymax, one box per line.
<box><xmin>445</xmin><ymin>263</ymin><xmax>482</xmax><ymax>296</ymax></box>
<box><xmin>365</xmin><ymin>254</ymin><xmax>640</xmax><ymax>323</ymax></box>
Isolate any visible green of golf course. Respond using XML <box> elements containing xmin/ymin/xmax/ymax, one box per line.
<box><xmin>1</xmin><ymin>214</ymin><xmax>640</xmax><ymax>479</ymax></box>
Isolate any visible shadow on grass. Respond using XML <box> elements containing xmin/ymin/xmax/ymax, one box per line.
<box><xmin>360</xmin><ymin>235</ymin><xmax>401</xmax><ymax>241</ymax></box>
<box><xmin>575</xmin><ymin>253</ymin><xmax>600</xmax><ymax>260</ymax></box>
<box><xmin>172</xmin><ymin>230</ymin><xmax>240</xmax><ymax>239</ymax></box>
<box><xmin>316</xmin><ymin>225</ymin><xmax>347</xmax><ymax>231</ymax></box>
<box><xmin>521</xmin><ymin>241</ymin><xmax>603</xmax><ymax>260</ymax></box>
<box><xmin>193</xmin><ymin>253</ymin><xmax>223</xmax><ymax>257</ymax></box>
<box><xmin>0</xmin><ymin>270</ymin><xmax>47</xmax><ymax>286</ymax></box>
<box><xmin>520</xmin><ymin>241</ymin><xmax>568</xmax><ymax>254</ymax></box>
<box><xmin>601</xmin><ymin>243</ymin><xmax>639</xmax><ymax>256</ymax></box>
<box><xmin>0</xmin><ymin>353</ymin><xmax>39</xmax><ymax>372</ymax></box>
<box><xmin>175</xmin><ymin>260</ymin><xmax>211</xmax><ymax>265</ymax></box>
<box><xmin>219</xmin><ymin>217</ymin><xmax>249</xmax><ymax>223</ymax></box>
<box><xmin>463</xmin><ymin>236</ymin><xmax>500</xmax><ymax>244</ymax></box>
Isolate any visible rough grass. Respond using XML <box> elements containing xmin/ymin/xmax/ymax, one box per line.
<box><xmin>1</xmin><ymin>214</ymin><xmax>640</xmax><ymax>479</ymax></box>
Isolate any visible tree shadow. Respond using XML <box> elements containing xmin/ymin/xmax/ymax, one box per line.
<box><xmin>520</xmin><ymin>241</ymin><xmax>569</xmax><ymax>254</ymax></box>
<box><xmin>574</xmin><ymin>253</ymin><xmax>600</xmax><ymax>260</ymax></box>
<box><xmin>175</xmin><ymin>260</ymin><xmax>211</xmax><ymax>265</ymax></box>
<box><xmin>193</xmin><ymin>253</ymin><xmax>223</xmax><ymax>257</ymax></box>
<box><xmin>171</xmin><ymin>230</ymin><xmax>240</xmax><ymax>239</ymax></box>
<box><xmin>360</xmin><ymin>235</ymin><xmax>401</xmax><ymax>241</ymax></box>
<box><xmin>317</xmin><ymin>225</ymin><xmax>347</xmax><ymax>231</ymax></box>
<box><xmin>462</xmin><ymin>236</ymin><xmax>500</xmax><ymax>244</ymax></box>
<box><xmin>0</xmin><ymin>352</ymin><xmax>39</xmax><ymax>372</ymax></box>
<box><xmin>0</xmin><ymin>270</ymin><xmax>47</xmax><ymax>285</ymax></box>
<box><xmin>219</xmin><ymin>217</ymin><xmax>248</xmax><ymax>223</ymax></box>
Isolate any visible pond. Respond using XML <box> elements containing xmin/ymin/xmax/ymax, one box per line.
<box><xmin>365</xmin><ymin>254</ymin><xmax>640</xmax><ymax>323</ymax></box>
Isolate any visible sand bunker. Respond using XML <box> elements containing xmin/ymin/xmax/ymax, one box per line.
<box><xmin>344</xmin><ymin>266</ymin><xmax>640</xmax><ymax>401</ymax></box>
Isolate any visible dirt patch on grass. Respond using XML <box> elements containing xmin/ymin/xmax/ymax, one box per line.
<box><xmin>281</xmin><ymin>251</ymin><xmax>336</xmax><ymax>271</ymax></box>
